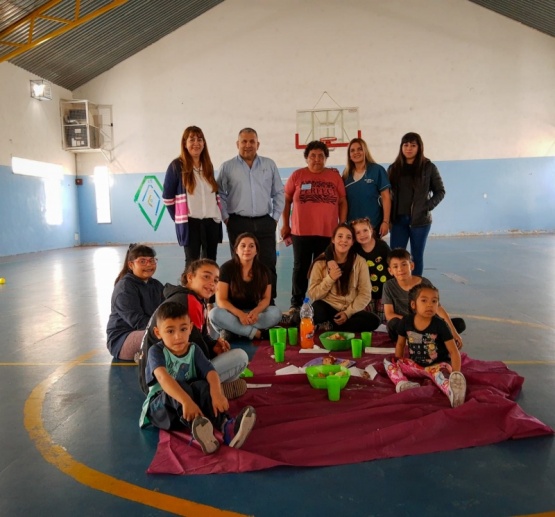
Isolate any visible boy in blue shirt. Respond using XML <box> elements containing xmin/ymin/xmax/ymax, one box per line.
<box><xmin>139</xmin><ymin>301</ymin><xmax>256</xmax><ymax>454</ymax></box>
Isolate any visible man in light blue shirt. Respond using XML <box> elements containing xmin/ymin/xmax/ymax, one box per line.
<box><xmin>217</xmin><ymin>128</ymin><xmax>285</xmax><ymax>300</ymax></box>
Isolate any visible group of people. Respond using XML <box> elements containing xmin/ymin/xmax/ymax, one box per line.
<box><xmin>106</xmin><ymin>126</ymin><xmax>465</xmax><ymax>455</ymax></box>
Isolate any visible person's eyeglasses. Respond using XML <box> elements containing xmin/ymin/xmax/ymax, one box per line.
<box><xmin>134</xmin><ymin>258</ymin><xmax>158</xmax><ymax>266</ymax></box>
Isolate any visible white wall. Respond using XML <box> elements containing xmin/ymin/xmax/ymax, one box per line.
<box><xmin>0</xmin><ymin>62</ymin><xmax>75</xmax><ymax>172</ymax></box>
<box><xmin>73</xmin><ymin>0</ymin><xmax>555</xmax><ymax>175</ymax></box>
<box><xmin>0</xmin><ymin>63</ymin><xmax>81</xmax><ymax>256</ymax></box>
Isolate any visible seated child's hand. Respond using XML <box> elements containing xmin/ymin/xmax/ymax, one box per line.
<box><xmin>182</xmin><ymin>401</ymin><xmax>203</xmax><ymax>422</ymax></box>
<box><xmin>212</xmin><ymin>391</ymin><xmax>229</xmax><ymax>416</ymax></box>
<box><xmin>214</xmin><ymin>338</ymin><xmax>230</xmax><ymax>354</ymax></box>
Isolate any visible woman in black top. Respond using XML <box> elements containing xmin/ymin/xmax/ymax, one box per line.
<box><xmin>209</xmin><ymin>233</ymin><xmax>281</xmax><ymax>340</ymax></box>
<box><xmin>388</xmin><ymin>132</ymin><xmax>445</xmax><ymax>276</ymax></box>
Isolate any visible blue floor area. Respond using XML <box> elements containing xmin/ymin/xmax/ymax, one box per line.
<box><xmin>0</xmin><ymin>235</ymin><xmax>554</xmax><ymax>516</ymax></box>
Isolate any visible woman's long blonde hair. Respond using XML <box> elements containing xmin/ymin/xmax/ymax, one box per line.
<box><xmin>343</xmin><ymin>138</ymin><xmax>376</xmax><ymax>180</ymax></box>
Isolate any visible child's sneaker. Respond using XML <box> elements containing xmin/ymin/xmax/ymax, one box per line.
<box><xmin>191</xmin><ymin>416</ymin><xmax>220</xmax><ymax>454</ymax></box>
<box><xmin>223</xmin><ymin>406</ymin><xmax>257</xmax><ymax>449</ymax></box>
<box><xmin>448</xmin><ymin>371</ymin><xmax>467</xmax><ymax>408</ymax></box>
<box><xmin>315</xmin><ymin>321</ymin><xmax>334</xmax><ymax>332</ymax></box>
<box><xmin>280</xmin><ymin>307</ymin><xmax>300</xmax><ymax>326</ymax></box>
<box><xmin>222</xmin><ymin>378</ymin><xmax>247</xmax><ymax>400</ymax></box>
<box><xmin>395</xmin><ymin>380</ymin><xmax>420</xmax><ymax>393</ymax></box>
<box><xmin>219</xmin><ymin>329</ymin><xmax>238</xmax><ymax>342</ymax></box>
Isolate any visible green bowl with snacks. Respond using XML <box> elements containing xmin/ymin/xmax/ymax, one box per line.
<box><xmin>319</xmin><ymin>331</ymin><xmax>355</xmax><ymax>351</ymax></box>
<box><xmin>306</xmin><ymin>365</ymin><xmax>351</xmax><ymax>390</ymax></box>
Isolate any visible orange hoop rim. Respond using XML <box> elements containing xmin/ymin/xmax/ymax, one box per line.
<box><xmin>319</xmin><ymin>136</ymin><xmax>338</xmax><ymax>144</ymax></box>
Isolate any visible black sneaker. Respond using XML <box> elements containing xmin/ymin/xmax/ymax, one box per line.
<box><xmin>315</xmin><ymin>321</ymin><xmax>334</xmax><ymax>332</ymax></box>
<box><xmin>220</xmin><ymin>329</ymin><xmax>238</xmax><ymax>342</ymax></box>
<box><xmin>281</xmin><ymin>307</ymin><xmax>300</xmax><ymax>326</ymax></box>
<box><xmin>253</xmin><ymin>328</ymin><xmax>270</xmax><ymax>341</ymax></box>
<box><xmin>223</xmin><ymin>406</ymin><xmax>257</xmax><ymax>449</ymax></box>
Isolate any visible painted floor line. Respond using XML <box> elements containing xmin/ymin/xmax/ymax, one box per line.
<box><xmin>459</xmin><ymin>314</ymin><xmax>554</xmax><ymax>331</ymax></box>
<box><xmin>503</xmin><ymin>361</ymin><xmax>555</xmax><ymax>365</ymax></box>
<box><xmin>0</xmin><ymin>362</ymin><xmax>137</xmax><ymax>366</ymax></box>
<box><xmin>23</xmin><ymin>350</ymin><xmax>247</xmax><ymax>517</ymax></box>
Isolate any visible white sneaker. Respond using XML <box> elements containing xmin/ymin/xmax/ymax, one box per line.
<box><xmin>191</xmin><ymin>416</ymin><xmax>220</xmax><ymax>455</ymax></box>
<box><xmin>449</xmin><ymin>371</ymin><xmax>467</xmax><ymax>407</ymax></box>
<box><xmin>396</xmin><ymin>380</ymin><xmax>420</xmax><ymax>393</ymax></box>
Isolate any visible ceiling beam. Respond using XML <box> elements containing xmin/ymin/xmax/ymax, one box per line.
<box><xmin>0</xmin><ymin>0</ymin><xmax>129</xmax><ymax>64</ymax></box>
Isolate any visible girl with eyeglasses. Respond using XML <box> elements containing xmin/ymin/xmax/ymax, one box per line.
<box><xmin>106</xmin><ymin>244</ymin><xmax>164</xmax><ymax>360</ymax></box>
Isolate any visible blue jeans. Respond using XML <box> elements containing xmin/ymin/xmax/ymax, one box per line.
<box><xmin>211</xmin><ymin>348</ymin><xmax>249</xmax><ymax>383</ymax></box>
<box><xmin>390</xmin><ymin>215</ymin><xmax>431</xmax><ymax>276</ymax></box>
<box><xmin>209</xmin><ymin>306</ymin><xmax>282</xmax><ymax>339</ymax></box>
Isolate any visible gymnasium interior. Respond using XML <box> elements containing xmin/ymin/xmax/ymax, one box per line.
<box><xmin>1</xmin><ymin>1</ymin><xmax>554</xmax><ymax>516</ymax></box>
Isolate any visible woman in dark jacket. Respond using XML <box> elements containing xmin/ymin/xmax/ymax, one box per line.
<box><xmin>388</xmin><ymin>132</ymin><xmax>445</xmax><ymax>276</ymax></box>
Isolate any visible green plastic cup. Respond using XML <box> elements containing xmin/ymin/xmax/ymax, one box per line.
<box><xmin>351</xmin><ymin>338</ymin><xmax>363</xmax><ymax>358</ymax></box>
<box><xmin>361</xmin><ymin>331</ymin><xmax>373</xmax><ymax>348</ymax></box>
<box><xmin>273</xmin><ymin>342</ymin><xmax>285</xmax><ymax>363</ymax></box>
<box><xmin>326</xmin><ymin>374</ymin><xmax>341</xmax><ymax>401</ymax></box>
<box><xmin>277</xmin><ymin>327</ymin><xmax>287</xmax><ymax>346</ymax></box>
<box><xmin>269</xmin><ymin>328</ymin><xmax>279</xmax><ymax>346</ymax></box>
<box><xmin>240</xmin><ymin>367</ymin><xmax>254</xmax><ymax>378</ymax></box>
<box><xmin>287</xmin><ymin>327</ymin><xmax>298</xmax><ymax>346</ymax></box>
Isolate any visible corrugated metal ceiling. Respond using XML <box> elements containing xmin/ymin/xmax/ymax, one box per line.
<box><xmin>1</xmin><ymin>0</ymin><xmax>554</xmax><ymax>91</ymax></box>
<box><xmin>1</xmin><ymin>0</ymin><xmax>224</xmax><ymax>90</ymax></box>
<box><xmin>468</xmin><ymin>0</ymin><xmax>555</xmax><ymax>38</ymax></box>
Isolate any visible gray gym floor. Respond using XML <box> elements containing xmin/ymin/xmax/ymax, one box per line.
<box><xmin>0</xmin><ymin>234</ymin><xmax>553</xmax><ymax>516</ymax></box>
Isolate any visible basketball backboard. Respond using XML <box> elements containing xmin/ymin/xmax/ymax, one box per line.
<box><xmin>295</xmin><ymin>107</ymin><xmax>361</xmax><ymax>149</ymax></box>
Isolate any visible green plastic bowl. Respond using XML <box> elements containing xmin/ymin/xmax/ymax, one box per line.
<box><xmin>306</xmin><ymin>365</ymin><xmax>351</xmax><ymax>390</ymax></box>
<box><xmin>319</xmin><ymin>331</ymin><xmax>355</xmax><ymax>351</ymax></box>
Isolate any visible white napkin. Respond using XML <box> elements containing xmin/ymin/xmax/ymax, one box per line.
<box><xmin>365</xmin><ymin>347</ymin><xmax>396</xmax><ymax>355</ymax></box>
<box><xmin>375</xmin><ymin>324</ymin><xmax>388</xmax><ymax>333</ymax></box>
<box><xmin>275</xmin><ymin>365</ymin><xmax>306</xmax><ymax>375</ymax></box>
<box><xmin>348</xmin><ymin>364</ymin><xmax>378</xmax><ymax>380</ymax></box>
<box><xmin>246</xmin><ymin>383</ymin><xmax>272</xmax><ymax>388</ymax></box>
<box><xmin>298</xmin><ymin>344</ymin><xmax>328</xmax><ymax>354</ymax></box>
<box><xmin>364</xmin><ymin>364</ymin><xmax>378</xmax><ymax>380</ymax></box>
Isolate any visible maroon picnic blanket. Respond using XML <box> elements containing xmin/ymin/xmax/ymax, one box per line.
<box><xmin>147</xmin><ymin>334</ymin><xmax>553</xmax><ymax>475</ymax></box>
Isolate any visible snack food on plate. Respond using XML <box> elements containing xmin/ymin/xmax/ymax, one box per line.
<box><xmin>328</xmin><ymin>333</ymin><xmax>345</xmax><ymax>340</ymax></box>
<box><xmin>322</xmin><ymin>355</ymin><xmax>336</xmax><ymax>365</ymax></box>
<box><xmin>317</xmin><ymin>370</ymin><xmax>346</xmax><ymax>378</ymax></box>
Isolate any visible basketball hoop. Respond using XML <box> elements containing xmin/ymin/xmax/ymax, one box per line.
<box><xmin>295</xmin><ymin>101</ymin><xmax>361</xmax><ymax>150</ymax></box>
<box><xmin>320</xmin><ymin>136</ymin><xmax>338</xmax><ymax>152</ymax></box>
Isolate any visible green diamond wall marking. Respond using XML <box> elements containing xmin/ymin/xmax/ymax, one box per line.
<box><xmin>134</xmin><ymin>175</ymin><xmax>166</xmax><ymax>231</ymax></box>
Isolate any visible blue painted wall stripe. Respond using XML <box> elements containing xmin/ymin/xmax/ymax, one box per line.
<box><xmin>1</xmin><ymin>156</ymin><xmax>554</xmax><ymax>256</ymax></box>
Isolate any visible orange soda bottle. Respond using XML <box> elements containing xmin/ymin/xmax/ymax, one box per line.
<box><xmin>299</xmin><ymin>298</ymin><xmax>314</xmax><ymax>349</ymax></box>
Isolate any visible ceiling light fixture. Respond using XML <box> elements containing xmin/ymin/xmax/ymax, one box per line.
<box><xmin>30</xmin><ymin>79</ymin><xmax>52</xmax><ymax>101</ymax></box>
